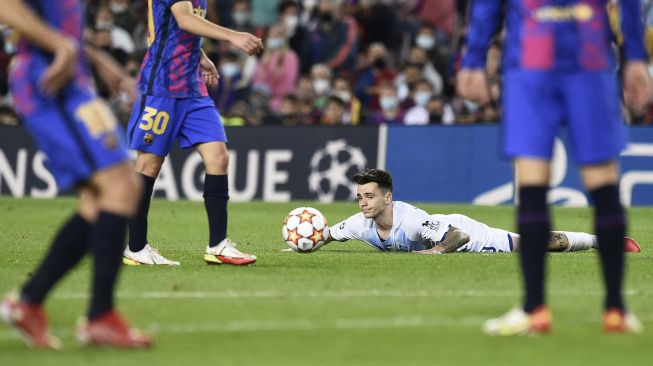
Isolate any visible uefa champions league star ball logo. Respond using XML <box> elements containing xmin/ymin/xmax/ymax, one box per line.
<box><xmin>308</xmin><ymin>139</ymin><xmax>367</xmax><ymax>202</ymax></box>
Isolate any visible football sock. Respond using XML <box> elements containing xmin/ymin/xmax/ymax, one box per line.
<box><xmin>204</xmin><ymin>174</ymin><xmax>229</xmax><ymax>248</ymax></box>
<box><xmin>518</xmin><ymin>186</ymin><xmax>550</xmax><ymax>313</ymax></box>
<box><xmin>128</xmin><ymin>173</ymin><xmax>155</xmax><ymax>252</ymax></box>
<box><xmin>21</xmin><ymin>214</ymin><xmax>90</xmax><ymax>304</ymax></box>
<box><xmin>562</xmin><ymin>231</ymin><xmax>597</xmax><ymax>251</ymax></box>
<box><xmin>88</xmin><ymin>211</ymin><xmax>128</xmax><ymax>320</ymax></box>
<box><xmin>590</xmin><ymin>184</ymin><xmax>625</xmax><ymax>311</ymax></box>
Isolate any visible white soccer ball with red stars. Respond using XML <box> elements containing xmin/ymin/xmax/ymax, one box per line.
<box><xmin>282</xmin><ymin>207</ymin><xmax>328</xmax><ymax>252</ymax></box>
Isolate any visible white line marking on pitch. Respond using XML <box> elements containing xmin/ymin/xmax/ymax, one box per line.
<box><xmin>50</xmin><ymin>288</ymin><xmax>647</xmax><ymax>300</ymax></box>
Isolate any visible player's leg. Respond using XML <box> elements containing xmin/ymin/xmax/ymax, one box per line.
<box><xmin>484</xmin><ymin>71</ymin><xmax>557</xmax><ymax>335</ymax></box>
<box><xmin>180</xmin><ymin>97</ymin><xmax>256</xmax><ymax>265</ymax></box>
<box><xmin>566</xmin><ymin>71</ymin><xmax>641</xmax><ymax>332</ymax></box>
<box><xmin>76</xmin><ymin>161</ymin><xmax>153</xmax><ymax>347</ymax></box>
<box><xmin>124</xmin><ymin>95</ymin><xmax>181</xmax><ymax>266</ymax></box>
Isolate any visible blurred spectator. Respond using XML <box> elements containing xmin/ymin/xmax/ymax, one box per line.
<box><xmin>355</xmin><ymin>43</ymin><xmax>397</xmax><ymax>111</ymax></box>
<box><xmin>279</xmin><ymin>93</ymin><xmax>302</xmax><ymax>125</ymax></box>
<box><xmin>321</xmin><ymin>96</ymin><xmax>347</xmax><ymax>125</ymax></box>
<box><xmin>332</xmin><ymin>75</ymin><xmax>361</xmax><ymax>125</ymax></box>
<box><xmin>411</xmin><ymin>0</ymin><xmax>457</xmax><ymax>41</ymax></box>
<box><xmin>253</xmin><ymin>23</ymin><xmax>299</xmax><ymax>112</ymax></box>
<box><xmin>108</xmin><ymin>0</ymin><xmax>139</xmax><ymax>34</ymax></box>
<box><xmin>311</xmin><ymin>0</ymin><xmax>359</xmax><ymax>72</ymax></box>
<box><xmin>95</xmin><ymin>5</ymin><xmax>135</xmax><ymax>54</ymax></box>
<box><xmin>368</xmin><ymin>82</ymin><xmax>404</xmax><ymax>124</ymax></box>
<box><xmin>210</xmin><ymin>51</ymin><xmax>250</xmax><ymax>113</ymax></box>
<box><xmin>427</xmin><ymin>95</ymin><xmax>455</xmax><ymax>125</ymax></box>
<box><xmin>357</xmin><ymin>0</ymin><xmax>402</xmax><ymax>55</ymax></box>
<box><xmin>395</xmin><ymin>62</ymin><xmax>425</xmax><ymax>104</ymax></box>
<box><xmin>0</xmin><ymin>105</ymin><xmax>19</xmax><ymax>126</ymax></box>
<box><xmin>404</xmin><ymin>79</ymin><xmax>433</xmax><ymax>125</ymax></box>
<box><xmin>414</xmin><ymin>23</ymin><xmax>449</xmax><ymax>88</ymax></box>
<box><xmin>231</xmin><ymin>0</ymin><xmax>258</xmax><ymax>35</ymax></box>
<box><xmin>310</xmin><ymin>63</ymin><xmax>333</xmax><ymax>110</ymax></box>
<box><xmin>404</xmin><ymin>46</ymin><xmax>443</xmax><ymax>96</ymax></box>
<box><xmin>296</xmin><ymin>76</ymin><xmax>320</xmax><ymax>124</ymax></box>
<box><xmin>279</xmin><ymin>0</ymin><xmax>313</xmax><ymax>74</ymax></box>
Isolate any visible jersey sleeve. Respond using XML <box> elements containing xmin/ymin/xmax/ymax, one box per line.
<box><xmin>328</xmin><ymin>214</ymin><xmax>366</xmax><ymax>242</ymax></box>
<box><xmin>164</xmin><ymin>0</ymin><xmax>188</xmax><ymax>8</ymax></box>
<box><xmin>461</xmin><ymin>0</ymin><xmax>504</xmax><ymax>69</ymax></box>
<box><xmin>402</xmin><ymin>209</ymin><xmax>451</xmax><ymax>244</ymax></box>
<box><xmin>620</xmin><ymin>0</ymin><xmax>647</xmax><ymax>61</ymax></box>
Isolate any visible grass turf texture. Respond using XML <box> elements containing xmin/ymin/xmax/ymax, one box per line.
<box><xmin>0</xmin><ymin>197</ymin><xmax>652</xmax><ymax>365</ymax></box>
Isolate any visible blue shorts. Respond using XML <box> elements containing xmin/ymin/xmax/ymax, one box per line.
<box><xmin>502</xmin><ymin>70</ymin><xmax>626</xmax><ymax>164</ymax></box>
<box><xmin>10</xmin><ymin>55</ymin><xmax>128</xmax><ymax>190</ymax></box>
<box><xmin>127</xmin><ymin>95</ymin><xmax>226</xmax><ymax>156</ymax></box>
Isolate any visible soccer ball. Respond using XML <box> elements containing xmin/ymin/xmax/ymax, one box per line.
<box><xmin>282</xmin><ymin>207</ymin><xmax>328</xmax><ymax>252</ymax></box>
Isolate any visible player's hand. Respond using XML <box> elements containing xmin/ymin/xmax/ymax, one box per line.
<box><xmin>456</xmin><ymin>69</ymin><xmax>490</xmax><ymax>104</ymax></box>
<box><xmin>623</xmin><ymin>61</ymin><xmax>653</xmax><ymax>113</ymax></box>
<box><xmin>415</xmin><ymin>247</ymin><xmax>445</xmax><ymax>255</ymax></box>
<box><xmin>200</xmin><ymin>55</ymin><xmax>219</xmax><ymax>88</ymax></box>
<box><xmin>231</xmin><ymin>31</ymin><xmax>263</xmax><ymax>56</ymax></box>
<box><xmin>41</xmin><ymin>38</ymin><xmax>77</xmax><ymax>95</ymax></box>
<box><xmin>119</xmin><ymin>77</ymin><xmax>137</xmax><ymax>103</ymax></box>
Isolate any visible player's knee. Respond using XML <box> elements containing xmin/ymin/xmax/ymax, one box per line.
<box><xmin>204</xmin><ymin>152</ymin><xmax>229</xmax><ymax>174</ymax></box>
<box><xmin>134</xmin><ymin>153</ymin><xmax>165</xmax><ymax>178</ymax></box>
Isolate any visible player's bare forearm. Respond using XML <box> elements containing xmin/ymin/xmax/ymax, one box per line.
<box><xmin>416</xmin><ymin>227</ymin><xmax>470</xmax><ymax>254</ymax></box>
<box><xmin>170</xmin><ymin>1</ymin><xmax>262</xmax><ymax>55</ymax></box>
<box><xmin>0</xmin><ymin>0</ymin><xmax>75</xmax><ymax>54</ymax></box>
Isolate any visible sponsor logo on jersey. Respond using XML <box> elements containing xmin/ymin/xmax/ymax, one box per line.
<box><xmin>533</xmin><ymin>4</ymin><xmax>593</xmax><ymax>22</ymax></box>
<box><xmin>421</xmin><ymin>220</ymin><xmax>440</xmax><ymax>232</ymax></box>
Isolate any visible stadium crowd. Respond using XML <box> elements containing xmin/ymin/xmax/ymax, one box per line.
<box><xmin>0</xmin><ymin>0</ymin><xmax>653</xmax><ymax>127</ymax></box>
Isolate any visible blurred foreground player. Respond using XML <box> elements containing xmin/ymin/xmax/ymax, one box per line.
<box><xmin>123</xmin><ymin>0</ymin><xmax>263</xmax><ymax>266</ymax></box>
<box><xmin>0</xmin><ymin>0</ymin><xmax>152</xmax><ymax>348</ymax></box>
<box><xmin>458</xmin><ymin>0</ymin><xmax>652</xmax><ymax>335</ymax></box>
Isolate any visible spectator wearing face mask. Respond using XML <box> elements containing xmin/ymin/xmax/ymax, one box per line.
<box><xmin>251</xmin><ymin>0</ymin><xmax>282</xmax><ymax>27</ymax></box>
<box><xmin>357</xmin><ymin>0</ymin><xmax>402</xmax><ymax>55</ymax></box>
<box><xmin>95</xmin><ymin>5</ymin><xmax>135</xmax><ymax>54</ymax></box>
<box><xmin>309</xmin><ymin>63</ymin><xmax>333</xmax><ymax>111</ymax></box>
<box><xmin>414</xmin><ymin>24</ymin><xmax>448</xmax><ymax>88</ymax></box>
<box><xmin>107</xmin><ymin>0</ymin><xmax>139</xmax><ymax>34</ymax></box>
<box><xmin>404</xmin><ymin>79</ymin><xmax>433</xmax><ymax>125</ymax></box>
<box><xmin>311</xmin><ymin>0</ymin><xmax>359</xmax><ymax>73</ymax></box>
<box><xmin>279</xmin><ymin>0</ymin><xmax>313</xmax><ymax>74</ymax></box>
<box><xmin>368</xmin><ymin>82</ymin><xmax>404</xmax><ymax>124</ymax></box>
<box><xmin>210</xmin><ymin>52</ymin><xmax>249</xmax><ymax>114</ymax></box>
<box><xmin>332</xmin><ymin>75</ymin><xmax>361</xmax><ymax>125</ymax></box>
<box><xmin>231</xmin><ymin>0</ymin><xmax>258</xmax><ymax>35</ymax></box>
<box><xmin>355</xmin><ymin>43</ymin><xmax>397</xmax><ymax>112</ymax></box>
<box><xmin>253</xmin><ymin>23</ymin><xmax>299</xmax><ymax>112</ymax></box>
<box><xmin>427</xmin><ymin>95</ymin><xmax>456</xmax><ymax>125</ymax></box>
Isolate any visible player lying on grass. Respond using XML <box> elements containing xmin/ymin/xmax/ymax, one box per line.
<box><xmin>320</xmin><ymin>169</ymin><xmax>641</xmax><ymax>254</ymax></box>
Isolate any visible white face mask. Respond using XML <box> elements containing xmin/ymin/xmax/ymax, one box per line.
<box><xmin>221</xmin><ymin>63</ymin><xmax>240</xmax><ymax>78</ymax></box>
<box><xmin>232</xmin><ymin>11</ymin><xmax>250</xmax><ymax>25</ymax></box>
<box><xmin>303</xmin><ymin>0</ymin><xmax>317</xmax><ymax>11</ymax></box>
<box><xmin>414</xmin><ymin>91</ymin><xmax>432</xmax><ymax>106</ymax></box>
<box><xmin>109</xmin><ymin>1</ymin><xmax>128</xmax><ymax>13</ymax></box>
<box><xmin>380</xmin><ymin>96</ymin><xmax>398</xmax><ymax>111</ymax></box>
<box><xmin>313</xmin><ymin>79</ymin><xmax>330</xmax><ymax>95</ymax></box>
<box><xmin>266</xmin><ymin>37</ymin><xmax>285</xmax><ymax>50</ymax></box>
<box><xmin>333</xmin><ymin>91</ymin><xmax>351</xmax><ymax>103</ymax></box>
<box><xmin>416</xmin><ymin>35</ymin><xmax>435</xmax><ymax>50</ymax></box>
<box><xmin>283</xmin><ymin>15</ymin><xmax>299</xmax><ymax>32</ymax></box>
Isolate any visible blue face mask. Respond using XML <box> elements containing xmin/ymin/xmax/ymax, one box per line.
<box><xmin>414</xmin><ymin>91</ymin><xmax>432</xmax><ymax>106</ymax></box>
<box><xmin>221</xmin><ymin>63</ymin><xmax>240</xmax><ymax>78</ymax></box>
<box><xmin>416</xmin><ymin>35</ymin><xmax>435</xmax><ymax>50</ymax></box>
<box><xmin>380</xmin><ymin>96</ymin><xmax>399</xmax><ymax>111</ymax></box>
<box><xmin>266</xmin><ymin>37</ymin><xmax>285</xmax><ymax>50</ymax></box>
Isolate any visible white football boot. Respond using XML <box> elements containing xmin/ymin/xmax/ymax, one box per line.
<box><xmin>204</xmin><ymin>238</ymin><xmax>257</xmax><ymax>265</ymax></box>
<box><xmin>123</xmin><ymin>244</ymin><xmax>180</xmax><ymax>266</ymax></box>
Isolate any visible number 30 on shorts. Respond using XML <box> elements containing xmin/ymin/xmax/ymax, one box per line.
<box><xmin>139</xmin><ymin>106</ymin><xmax>169</xmax><ymax>134</ymax></box>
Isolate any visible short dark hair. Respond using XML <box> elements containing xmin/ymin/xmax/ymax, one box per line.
<box><xmin>352</xmin><ymin>169</ymin><xmax>393</xmax><ymax>192</ymax></box>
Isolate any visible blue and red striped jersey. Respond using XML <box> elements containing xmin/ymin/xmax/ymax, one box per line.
<box><xmin>462</xmin><ymin>0</ymin><xmax>647</xmax><ymax>71</ymax></box>
<box><xmin>16</xmin><ymin>0</ymin><xmax>92</xmax><ymax>87</ymax></box>
<box><xmin>138</xmin><ymin>0</ymin><xmax>208</xmax><ymax>98</ymax></box>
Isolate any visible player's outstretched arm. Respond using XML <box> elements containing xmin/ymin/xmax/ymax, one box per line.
<box><xmin>0</xmin><ymin>0</ymin><xmax>77</xmax><ymax>94</ymax></box>
<box><xmin>170</xmin><ymin>1</ymin><xmax>263</xmax><ymax>56</ymax></box>
<box><xmin>416</xmin><ymin>226</ymin><xmax>470</xmax><ymax>254</ymax></box>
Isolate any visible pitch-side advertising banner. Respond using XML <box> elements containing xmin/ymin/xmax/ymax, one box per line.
<box><xmin>2</xmin><ymin>125</ymin><xmax>653</xmax><ymax>205</ymax></box>
<box><xmin>386</xmin><ymin>125</ymin><xmax>653</xmax><ymax>206</ymax></box>
<box><xmin>0</xmin><ymin>126</ymin><xmax>380</xmax><ymax>202</ymax></box>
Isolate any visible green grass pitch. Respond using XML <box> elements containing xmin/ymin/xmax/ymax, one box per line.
<box><xmin>1</xmin><ymin>197</ymin><xmax>652</xmax><ymax>365</ymax></box>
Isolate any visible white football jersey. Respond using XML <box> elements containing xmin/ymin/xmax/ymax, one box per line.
<box><xmin>329</xmin><ymin>201</ymin><xmax>514</xmax><ymax>253</ymax></box>
<box><xmin>328</xmin><ymin>201</ymin><xmax>451</xmax><ymax>252</ymax></box>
